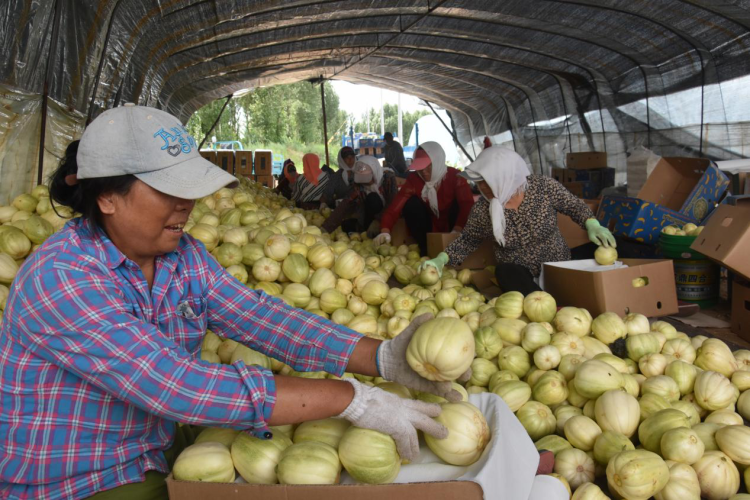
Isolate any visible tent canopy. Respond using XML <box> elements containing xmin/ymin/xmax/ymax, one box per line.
<box><xmin>2</xmin><ymin>0</ymin><xmax>750</xmax><ymax>202</ymax></box>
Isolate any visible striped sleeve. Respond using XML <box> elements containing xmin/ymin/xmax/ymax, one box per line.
<box><xmin>11</xmin><ymin>267</ymin><xmax>277</xmax><ymax>432</ymax></box>
<box><xmin>203</xmin><ymin>251</ymin><xmax>362</xmax><ymax>376</ymax></box>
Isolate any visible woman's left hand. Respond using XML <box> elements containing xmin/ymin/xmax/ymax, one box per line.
<box><xmin>376</xmin><ymin>313</ymin><xmax>471</xmax><ymax>401</ymax></box>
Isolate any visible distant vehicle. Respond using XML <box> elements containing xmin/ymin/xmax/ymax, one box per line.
<box><xmin>272</xmin><ymin>153</ymin><xmax>284</xmax><ymax>176</ymax></box>
<box><xmin>341</xmin><ymin>130</ymin><xmax>390</xmax><ymax>159</ymax></box>
<box><xmin>210</xmin><ymin>140</ymin><xmax>244</xmax><ymax>151</ymax></box>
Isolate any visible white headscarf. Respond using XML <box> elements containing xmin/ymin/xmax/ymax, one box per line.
<box><xmin>464</xmin><ymin>147</ymin><xmax>530</xmax><ymax>246</ymax></box>
<box><xmin>417</xmin><ymin>141</ymin><xmax>448</xmax><ymax>217</ymax></box>
<box><xmin>337</xmin><ymin>148</ymin><xmax>356</xmax><ymax>186</ymax></box>
<box><xmin>354</xmin><ymin>156</ymin><xmax>384</xmax><ymax>202</ymax></box>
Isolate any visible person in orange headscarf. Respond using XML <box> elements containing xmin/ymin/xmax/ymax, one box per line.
<box><xmin>275</xmin><ymin>159</ymin><xmax>298</xmax><ymax>200</ymax></box>
<box><xmin>291</xmin><ymin>153</ymin><xmax>331</xmax><ymax>209</ymax></box>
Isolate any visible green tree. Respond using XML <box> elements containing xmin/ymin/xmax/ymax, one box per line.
<box><xmin>353</xmin><ymin>105</ymin><xmax>430</xmax><ymax>144</ymax></box>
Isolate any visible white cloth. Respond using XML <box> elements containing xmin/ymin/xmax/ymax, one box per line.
<box><xmin>464</xmin><ymin>147</ymin><xmax>530</xmax><ymax>246</ymax></box>
<box><xmin>355</xmin><ymin>155</ymin><xmax>385</xmax><ymax>202</ymax></box>
<box><xmin>418</xmin><ymin>141</ymin><xmax>449</xmax><ymax>218</ymax></box>
<box><xmin>337</xmin><ymin>149</ymin><xmax>355</xmax><ymax>186</ymax></box>
<box><xmin>338</xmin><ymin>393</ymin><xmax>561</xmax><ymax>500</ymax></box>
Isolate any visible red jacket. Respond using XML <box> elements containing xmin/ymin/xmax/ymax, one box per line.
<box><xmin>381</xmin><ymin>167</ymin><xmax>475</xmax><ymax>232</ymax></box>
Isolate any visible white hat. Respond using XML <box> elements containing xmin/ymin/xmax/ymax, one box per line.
<box><xmin>76</xmin><ymin>104</ymin><xmax>238</xmax><ymax>199</ymax></box>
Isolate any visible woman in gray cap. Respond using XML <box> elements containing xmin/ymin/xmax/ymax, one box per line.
<box><xmin>0</xmin><ymin>105</ymin><xmax>461</xmax><ymax>500</ymax></box>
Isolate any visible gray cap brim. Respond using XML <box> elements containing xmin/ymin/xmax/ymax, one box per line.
<box><xmin>134</xmin><ymin>155</ymin><xmax>239</xmax><ymax>200</ymax></box>
<box><xmin>458</xmin><ymin>169</ymin><xmax>484</xmax><ymax>182</ymax></box>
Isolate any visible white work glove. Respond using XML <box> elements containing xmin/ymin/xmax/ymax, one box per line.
<box><xmin>377</xmin><ymin>313</ymin><xmax>471</xmax><ymax>400</ymax></box>
<box><xmin>373</xmin><ymin>232</ymin><xmax>391</xmax><ymax>246</ymax></box>
<box><xmin>338</xmin><ymin>378</ymin><xmax>447</xmax><ymax>460</ymax></box>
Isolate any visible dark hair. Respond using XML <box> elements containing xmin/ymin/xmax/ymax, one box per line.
<box><xmin>384</xmin><ymin>132</ymin><xmax>393</xmax><ymax>139</ymax></box>
<box><xmin>321</xmin><ymin>164</ymin><xmax>332</xmax><ymax>173</ymax></box>
<box><xmin>340</xmin><ymin>146</ymin><xmax>355</xmax><ymax>158</ymax></box>
<box><xmin>49</xmin><ymin>140</ymin><xmax>138</xmax><ymax>224</ymax></box>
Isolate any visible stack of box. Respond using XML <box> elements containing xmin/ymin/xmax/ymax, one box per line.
<box><xmin>253</xmin><ymin>150</ymin><xmax>274</xmax><ymax>188</ymax></box>
<box><xmin>199</xmin><ymin>150</ymin><xmax>217</xmax><ymax>166</ymax></box>
<box><xmin>552</xmin><ymin>152</ymin><xmax>614</xmax><ymax>199</ymax></box>
<box><xmin>597</xmin><ymin>157</ymin><xmax>730</xmax><ymax>245</ymax></box>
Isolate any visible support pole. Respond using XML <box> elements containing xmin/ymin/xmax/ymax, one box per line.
<box><xmin>424</xmin><ymin>101</ymin><xmax>474</xmax><ymax>162</ymax></box>
<box><xmin>86</xmin><ymin>0</ymin><xmax>125</xmax><ymax>124</ymax></box>
<box><xmin>321</xmin><ymin>82</ymin><xmax>330</xmax><ymax>167</ymax></box>
<box><xmin>38</xmin><ymin>0</ymin><xmax>64</xmax><ymax>186</ymax></box>
<box><xmin>199</xmin><ymin>94</ymin><xmax>233</xmax><ymax>149</ymax></box>
<box><xmin>380</xmin><ymin>88</ymin><xmax>385</xmax><ymax>136</ymax></box>
<box><xmin>397</xmin><ymin>92</ymin><xmax>403</xmax><ymax>144</ymax></box>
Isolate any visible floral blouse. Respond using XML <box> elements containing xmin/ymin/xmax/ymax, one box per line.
<box><xmin>445</xmin><ymin>175</ymin><xmax>594</xmax><ymax>277</ymax></box>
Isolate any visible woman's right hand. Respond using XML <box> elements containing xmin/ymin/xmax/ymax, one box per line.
<box><xmin>338</xmin><ymin>378</ymin><xmax>447</xmax><ymax>460</ymax></box>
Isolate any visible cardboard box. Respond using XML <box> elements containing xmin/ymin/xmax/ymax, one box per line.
<box><xmin>254</xmin><ymin>150</ymin><xmax>273</xmax><ymax>176</ymax></box>
<box><xmin>199</xmin><ymin>150</ymin><xmax>217</xmax><ymax>165</ymax></box>
<box><xmin>552</xmin><ymin>167</ymin><xmax>565</xmax><ymax>183</ymax></box>
<box><xmin>542</xmin><ymin>259</ymin><xmax>679</xmax><ymax>317</ymax></box>
<box><xmin>638</xmin><ymin>158</ymin><xmax>729</xmax><ymax>222</ymax></box>
<box><xmin>254</xmin><ymin>174</ymin><xmax>275</xmax><ymax>189</ymax></box>
<box><xmin>235</xmin><ymin>151</ymin><xmax>253</xmax><ymax>176</ymax></box>
<box><xmin>390</xmin><ymin>218</ymin><xmax>416</xmax><ymax>246</ymax></box>
<box><xmin>216</xmin><ymin>151</ymin><xmax>234</xmax><ymax>174</ymax></box>
<box><xmin>732</xmin><ymin>280</ymin><xmax>750</xmax><ymax>339</ymax></box>
<box><xmin>566</xmin><ymin>152</ymin><xmax>608</xmax><ymax>170</ymax></box>
<box><xmin>427</xmin><ymin>233</ymin><xmax>495</xmax><ymax>270</ymax></box>
<box><xmin>558</xmin><ymin>200</ymin><xmax>600</xmax><ymax>248</ymax></box>
<box><xmin>597</xmin><ymin>196</ymin><xmax>695</xmax><ymax>244</ymax></box>
<box><xmin>166</xmin><ymin>475</ymin><xmax>484</xmax><ymax>500</ymax></box>
<box><xmin>690</xmin><ymin>204</ymin><xmax>750</xmax><ymax>280</ymax></box>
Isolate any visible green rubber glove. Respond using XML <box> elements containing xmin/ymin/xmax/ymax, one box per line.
<box><xmin>418</xmin><ymin>252</ymin><xmax>449</xmax><ymax>277</ymax></box>
<box><xmin>585</xmin><ymin>218</ymin><xmax>617</xmax><ymax>248</ymax></box>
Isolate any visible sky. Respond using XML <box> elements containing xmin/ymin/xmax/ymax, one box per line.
<box><xmin>330</xmin><ymin>80</ymin><xmax>425</xmax><ymax>122</ymax></box>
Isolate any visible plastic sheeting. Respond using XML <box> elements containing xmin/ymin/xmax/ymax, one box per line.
<box><xmin>2</xmin><ymin>0</ymin><xmax>750</xmax><ymax>202</ymax></box>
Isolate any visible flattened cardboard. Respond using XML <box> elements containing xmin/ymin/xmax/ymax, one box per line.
<box><xmin>166</xmin><ymin>475</ymin><xmax>483</xmax><ymax>500</ymax></box>
<box><xmin>566</xmin><ymin>152</ymin><xmax>607</xmax><ymax>170</ymax></box>
<box><xmin>235</xmin><ymin>151</ymin><xmax>253</xmax><ymax>176</ymax></box>
<box><xmin>543</xmin><ymin>259</ymin><xmax>679</xmax><ymax>317</ymax></box>
<box><xmin>427</xmin><ymin>233</ymin><xmax>495</xmax><ymax>270</ymax></box>
<box><xmin>199</xmin><ymin>150</ymin><xmax>217</xmax><ymax>165</ymax></box>
<box><xmin>217</xmin><ymin>151</ymin><xmax>234</xmax><ymax>174</ymax></box>
<box><xmin>690</xmin><ymin>204</ymin><xmax>750</xmax><ymax>280</ymax></box>
<box><xmin>254</xmin><ymin>150</ymin><xmax>273</xmax><ymax>176</ymax></box>
<box><xmin>732</xmin><ymin>280</ymin><xmax>750</xmax><ymax>340</ymax></box>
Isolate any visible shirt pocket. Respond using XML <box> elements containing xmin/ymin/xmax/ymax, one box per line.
<box><xmin>170</xmin><ymin>295</ymin><xmax>208</xmax><ymax>351</ymax></box>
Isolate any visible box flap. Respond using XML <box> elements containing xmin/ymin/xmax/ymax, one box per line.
<box><xmin>690</xmin><ymin>204</ymin><xmax>750</xmax><ymax>280</ymax></box>
<box><xmin>637</xmin><ymin>158</ymin><xmax>710</xmax><ymax>211</ymax></box>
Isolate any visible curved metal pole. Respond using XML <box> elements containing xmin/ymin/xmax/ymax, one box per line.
<box><xmin>424</xmin><ymin>100</ymin><xmax>474</xmax><ymax>162</ymax></box>
<box><xmin>199</xmin><ymin>94</ymin><xmax>233</xmax><ymax>149</ymax></box>
<box><xmin>38</xmin><ymin>0</ymin><xmax>64</xmax><ymax>186</ymax></box>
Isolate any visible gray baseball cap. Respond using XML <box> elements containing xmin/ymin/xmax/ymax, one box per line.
<box><xmin>76</xmin><ymin>104</ymin><xmax>238</xmax><ymax>199</ymax></box>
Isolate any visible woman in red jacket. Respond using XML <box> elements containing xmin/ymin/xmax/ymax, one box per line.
<box><xmin>373</xmin><ymin>141</ymin><xmax>475</xmax><ymax>254</ymax></box>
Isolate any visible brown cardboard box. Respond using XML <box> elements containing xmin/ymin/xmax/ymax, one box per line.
<box><xmin>199</xmin><ymin>150</ymin><xmax>217</xmax><ymax>165</ymax></box>
<box><xmin>254</xmin><ymin>150</ymin><xmax>273</xmax><ymax>176</ymax></box>
<box><xmin>691</xmin><ymin>204</ymin><xmax>750</xmax><ymax>280</ymax></box>
<box><xmin>216</xmin><ymin>151</ymin><xmax>234</xmax><ymax>174</ymax></box>
<box><xmin>390</xmin><ymin>218</ymin><xmax>416</xmax><ymax>246</ymax></box>
<box><xmin>558</xmin><ymin>200</ymin><xmax>599</xmax><ymax>249</ymax></box>
<box><xmin>543</xmin><ymin>259</ymin><xmax>679</xmax><ymax>317</ymax></box>
<box><xmin>637</xmin><ymin>157</ymin><xmax>712</xmax><ymax>212</ymax></box>
<box><xmin>732</xmin><ymin>280</ymin><xmax>750</xmax><ymax>340</ymax></box>
<box><xmin>235</xmin><ymin>151</ymin><xmax>253</xmax><ymax>176</ymax></box>
<box><xmin>551</xmin><ymin>167</ymin><xmax>565</xmax><ymax>183</ymax></box>
<box><xmin>566</xmin><ymin>152</ymin><xmax>607</xmax><ymax>170</ymax></box>
<box><xmin>254</xmin><ymin>175</ymin><xmax>275</xmax><ymax>189</ymax></box>
<box><xmin>165</xmin><ymin>474</ymin><xmax>483</xmax><ymax>500</ymax></box>
<box><xmin>427</xmin><ymin>233</ymin><xmax>495</xmax><ymax>270</ymax></box>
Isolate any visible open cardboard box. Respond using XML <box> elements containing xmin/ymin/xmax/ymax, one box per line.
<box><xmin>732</xmin><ymin>280</ymin><xmax>750</xmax><ymax>341</ymax></box>
<box><xmin>427</xmin><ymin>233</ymin><xmax>494</xmax><ymax>270</ymax></box>
<box><xmin>542</xmin><ymin>259</ymin><xmax>679</xmax><ymax>317</ymax></box>
<box><xmin>166</xmin><ymin>476</ymin><xmax>483</xmax><ymax>500</ymax></box>
<box><xmin>690</xmin><ymin>204</ymin><xmax>750</xmax><ymax>281</ymax></box>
